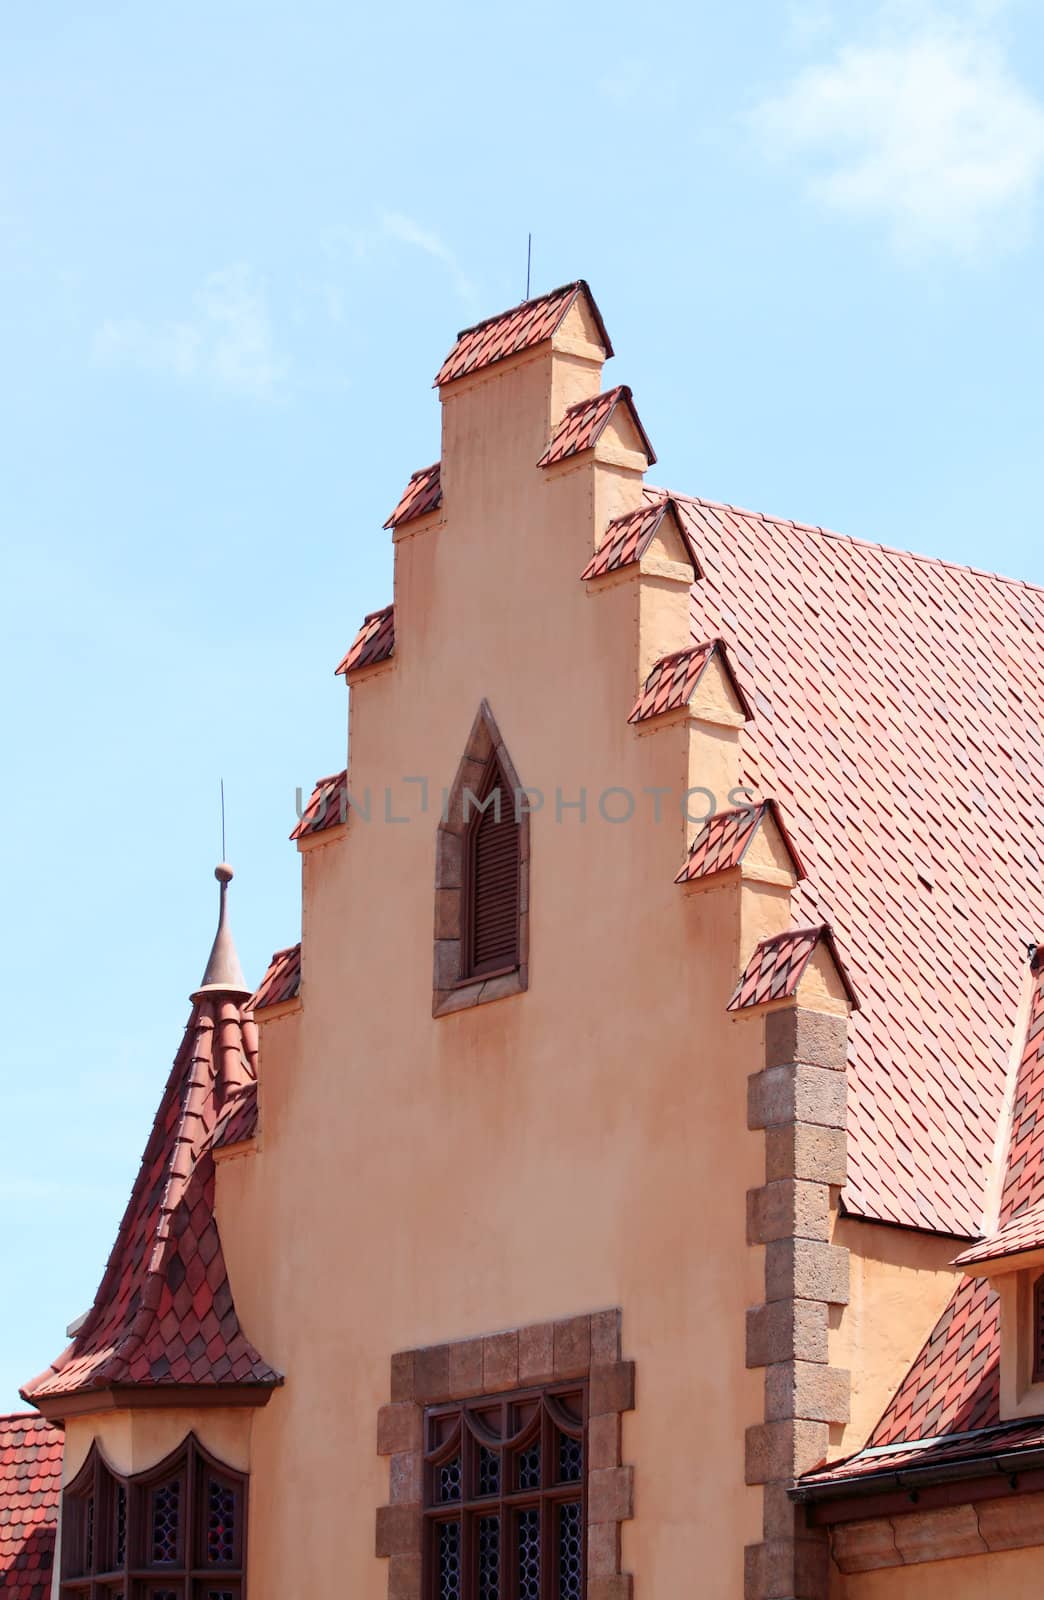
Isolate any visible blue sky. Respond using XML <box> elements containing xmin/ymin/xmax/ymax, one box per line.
<box><xmin>3</xmin><ymin>0</ymin><xmax>1044</xmax><ymax>1408</ymax></box>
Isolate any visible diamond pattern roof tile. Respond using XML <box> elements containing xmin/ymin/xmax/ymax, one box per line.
<box><xmin>538</xmin><ymin>385</ymin><xmax>655</xmax><ymax>468</ymax></box>
<box><xmin>435</xmin><ymin>281</ymin><xmax>611</xmax><ymax>388</ymax></box>
<box><xmin>335</xmin><ymin>605</ymin><xmax>395</xmax><ymax>677</ymax></box>
<box><xmin>291</xmin><ymin>770</ymin><xmax>349</xmax><ymax>839</ymax></box>
<box><xmin>628</xmin><ymin>639</ymin><xmax>751</xmax><ymax>725</ymax></box>
<box><xmin>383</xmin><ymin>463</ymin><xmax>442</xmax><ymax>529</ymax></box>
<box><xmin>660</xmin><ymin>490</ymin><xmax>1044</xmax><ymax>1237</ymax></box>
<box><xmin>0</xmin><ymin>1415</ymin><xmax>61</xmax><ymax>1600</ymax></box>
<box><xmin>22</xmin><ymin>994</ymin><xmax>280</xmax><ymax>1404</ymax></box>
<box><xmin>581</xmin><ymin>498</ymin><xmax>700</xmax><ymax>581</ymax></box>
<box><xmin>675</xmin><ymin>800</ymin><xmax>805</xmax><ymax>885</ymax></box>
<box><xmin>727</xmin><ymin>924</ymin><xmax>857</xmax><ymax>1011</ymax></box>
<box><xmin>248</xmin><ymin>944</ymin><xmax>301</xmax><ymax>1012</ymax></box>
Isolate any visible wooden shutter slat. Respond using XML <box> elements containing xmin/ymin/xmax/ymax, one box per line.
<box><xmin>465</xmin><ymin>761</ymin><xmax>521</xmax><ymax>975</ymax></box>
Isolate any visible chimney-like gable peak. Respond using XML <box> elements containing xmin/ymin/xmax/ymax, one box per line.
<box><xmin>434</xmin><ymin>279</ymin><xmax>612</xmax><ymax>388</ymax></box>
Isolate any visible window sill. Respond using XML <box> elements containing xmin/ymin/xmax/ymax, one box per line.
<box><xmin>433</xmin><ymin>964</ymin><xmax>527</xmax><ymax>1018</ymax></box>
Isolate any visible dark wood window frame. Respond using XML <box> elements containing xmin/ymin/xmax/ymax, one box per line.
<box><xmin>1033</xmin><ymin>1273</ymin><xmax>1044</xmax><ymax>1383</ymax></box>
<box><xmin>433</xmin><ymin>700</ymin><xmax>530</xmax><ymax>1017</ymax></box>
<box><xmin>423</xmin><ymin>1382</ymin><xmax>585</xmax><ymax>1600</ymax></box>
<box><xmin>60</xmin><ymin>1434</ymin><xmax>247</xmax><ymax>1600</ymax></box>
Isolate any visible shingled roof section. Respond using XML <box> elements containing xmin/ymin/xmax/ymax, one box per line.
<box><xmin>211</xmin><ymin>1082</ymin><xmax>259</xmax><ymax>1151</ymax></box>
<box><xmin>0</xmin><ymin>1415</ymin><xmax>61</xmax><ymax>1600</ymax></box>
<box><xmin>384</xmin><ymin>463</ymin><xmax>442</xmax><ymax>529</ymax></box>
<box><xmin>582</xmin><ymin>497</ymin><xmax>700</xmax><ymax>581</ymax></box>
<box><xmin>335</xmin><ymin>604</ymin><xmax>395</xmax><ymax>676</ymax></box>
<box><xmin>657</xmin><ymin>489</ymin><xmax>1044</xmax><ymax>1237</ymax></box>
<box><xmin>727</xmin><ymin>925</ymin><xmax>858</xmax><ymax>1011</ymax></box>
<box><xmin>538</xmin><ymin>385</ymin><xmax>656</xmax><ymax>468</ymax></box>
<box><xmin>292</xmin><ymin>770</ymin><xmax>349</xmax><ymax>839</ymax></box>
<box><xmin>628</xmin><ymin>639</ymin><xmax>751</xmax><ymax>725</ymax></box>
<box><xmin>22</xmin><ymin>874</ymin><xmax>280</xmax><ymax>1409</ymax></box>
<box><xmin>435</xmin><ymin>280</ymin><xmax>611</xmax><ymax>387</ymax></box>
<box><xmin>249</xmin><ymin>943</ymin><xmax>301</xmax><ymax>1012</ymax></box>
<box><xmin>675</xmin><ymin>801</ymin><xmax>805</xmax><ymax>885</ymax></box>
<box><xmin>792</xmin><ymin>963</ymin><xmax>1044</xmax><ymax>1498</ymax></box>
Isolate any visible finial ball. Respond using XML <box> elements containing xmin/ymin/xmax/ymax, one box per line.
<box><xmin>215</xmin><ymin>862</ymin><xmax>234</xmax><ymax>884</ymax></box>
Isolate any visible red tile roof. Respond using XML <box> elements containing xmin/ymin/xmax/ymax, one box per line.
<box><xmin>538</xmin><ymin>385</ymin><xmax>656</xmax><ymax>468</ymax></box>
<box><xmin>291</xmin><ymin>770</ymin><xmax>348</xmax><ymax>839</ymax></box>
<box><xmin>661</xmin><ymin>490</ymin><xmax>1044</xmax><ymax>1237</ymax></box>
<box><xmin>22</xmin><ymin>995</ymin><xmax>280</xmax><ymax>1404</ymax></box>
<box><xmin>810</xmin><ymin>960</ymin><xmax>1044</xmax><ymax>1495</ymax></box>
<box><xmin>956</xmin><ymin>1200</ymin><xmax>1044</xmax><ymax>1267</ymax></box>
<box><xmin>211</xmin><ymin>1082</ymin><xmax>259</xmax><ymax>1150</ymax></box>
<box><xmin>675</xmin><ymin>800</ymin><xmax>805</xmax><ymax>885</ymax></box>
<box><xmin>727</xmin><ymin>924</ymin><xmax>857</xmax><ymax>1011</ymax></box>
<box><xmin>628</xmin><ymin>639</ymin><xmax>751</xmax><ymax>724</ymax></box>
<box><xmin>996</xmin><ymin>955</ymin><xmax>1044</xmax><ymax>1227</ymax></box>
<box><xmin>335</xmin><ymin>604</ymin><xmax>395</xmax><ymax>676</ymax></box>
<box><xmin>249</xmin><ymin>943</ymin><xmax>301</xmax><ymax>1012</ymax></box>
<box><xmin>384</xmin><ymin>463</ymin><xmax>442</xmax><ymax>529</ymax></box>
<box><xmin>0</xmin><ymin>1415</ymin><xmax>61</xmax><ymax>1600</ymax></box>
<box><xmin>581</xmin><ymin>498</ymin><xmax>700</xmax><ymax>581</ymax></box>
<box><xmin>799</xmin><ymin>1412</ymin><xmax>1044</xmax><ymax>1497</ymax></box>
<box><xmin>435</xmin><ymin>281</ymin><xmax>611</xmax><ymax>388</ymax></box>
<box><xmin>869</xmin><ymin>1274</ymin><xmax>1001</xmax><ymax>1448</ymax></box>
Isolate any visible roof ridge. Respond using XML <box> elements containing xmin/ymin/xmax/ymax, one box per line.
<box><xmin>664</xmin><ymin>489</ymin><xmax>1044</xmax><ymax>596</ymax></box>
<box><xmin>451</xmin><ymin>279</ymin><xmax>586</xmax><ymax>342</ymax></box>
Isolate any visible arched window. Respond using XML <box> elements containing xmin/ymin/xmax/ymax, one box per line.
<box><xmin>61</xmin><ymin>1436</ymin><xmax>246</xmax><ymax>1599</ymax></box>
<box><xmin>433</xmin><ymin>701</ymin><xmax>530</xmax><ymax>1016</ymax></box>
<box><xmin>424</xmin><ymin>1383</ymin><xmax>585</xmax><ymax>1600</ymax></box>
<box><xmin>463</xmin><ymin>753</ymin><xmax>521</xmax><ymax>980</ymax></box>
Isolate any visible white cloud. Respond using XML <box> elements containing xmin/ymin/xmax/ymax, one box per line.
<box><xmin>752</xmin><ymin>6</ymin><xmax>1044</xmax><ymax>255</ymax></box>
<box><xmin>379</xmin><ymin>212</ymin><xmax>476</xmax><ymax>302</ymax></box>
<box><xmin>94</xmin><ymin>265</ymin><xmax>283</xmax><ymax>399</ymax></box>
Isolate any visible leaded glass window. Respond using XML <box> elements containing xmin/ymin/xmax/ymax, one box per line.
<box><xmin>423</xmin><ymin>1385</ymin><xmax>585</xmax><ymax>1600</ymax></box>
<box><xmin>60</xmin><ymin>1436</ymin><xmax>246</xmax><ymax>1599</ymax></box>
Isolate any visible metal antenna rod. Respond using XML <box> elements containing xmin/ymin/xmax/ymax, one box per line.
<box><xmin>526</xmin><ymin>233</ymin><xmax>532</xmax><ymax>300</ymax></box>
<box><xmin>220</xmin><ymin>778</ymin><xmax>227</xmax><ymax>862</ymax></box>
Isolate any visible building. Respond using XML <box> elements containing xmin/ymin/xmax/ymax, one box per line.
<box><xmin>5</xmin><ymin>280</ymin><xmax>1044</xmax><ymax>1599</ymax></box>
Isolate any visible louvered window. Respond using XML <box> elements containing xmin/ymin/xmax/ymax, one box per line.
<box><xmin>462</xmin><ymin>755</ymin><xmax>520</xmax><ymax>979</ymax></box>
<box><xmin>1034</xmin><ymin>1276</ymin><xmax>1044</xmax><ymax>1382</ymax></box>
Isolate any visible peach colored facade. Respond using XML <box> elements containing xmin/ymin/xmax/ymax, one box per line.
<box><xmin>26</xmin><ymin>286</ymin><xmax>1044</xmax><ymax>1600</ymax></box>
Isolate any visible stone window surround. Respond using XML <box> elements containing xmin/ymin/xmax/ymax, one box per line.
<box><xmin>433</xmin><ymin>700</ymin><xmax>530</xmax><ymax>1018</ymax></box>
<box><xmin>375</xmin><ymin>1310</ymin><xmax>634</xmax><ymax>1600</ymax></box>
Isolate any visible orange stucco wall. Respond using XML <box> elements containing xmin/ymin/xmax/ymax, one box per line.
<box><xmin>839</xmin><ymin>1545</ymin><xmax>1044</xmax><ymax>1596</ymax></box>
<box><xmin>830</xmin><ymin>1220</ymin><xmax>964</xmax><ymax>1458</ymax></box>
<box><xmin>214</xmin><ymin>335</ymin><xmax>787</xmax><ymax>1597</ymax></box>
<box><xmin>49</xmin><ymin>323</ymin><xmax>982</xmax><ymax>1597</ymax></box>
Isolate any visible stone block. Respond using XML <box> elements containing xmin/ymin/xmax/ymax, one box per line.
<box><xmin>745</xmin><ymin>1420</ymin><xmax>829</xmax><ymax>1484</ymax></box>
<box><xmin>586</xmin><ymin>1521</ymin><xmax>621</xmax><ymax>1578</ymax></box>
<box><xmin>764</xmin><ymin>1124</ymin><xmax>847</xmax><ymax>1187</ymax></box>
<box><xmin>554</xmin><ymin>1315</ymin><xmax>591</xmax><ymax>1377</ymax></box>
<box><xmin>377</xmin><ymin>1402</ymin><xmax>422</xmax><ymax>1456</ymax></box>
<box><xmin>891</xmin><ymin>1505</ymin><xmax>986</xmax><ymax>1565</ymax></box>
<box><xmin>388</xmin><ymin>1553</ymin><xmax>423</xmax><ymax>1600</ymax></box>
<box><xmin>375</xmin><ymin>1504</ymin><xmax>422</xmax><ymax>1558</ymax></box>
<box><xmin>589</xmin><ymin>1412</ymin><xmax>621</xmax><ymax>1471</ymax></box>
<box><xmin>517</xmin><ymin>1321</ymin><xmax>554</xmax><ymax>1384</ymax></box>
<box><xmin>591</xmin><ymin>1308</ymin><xmax>622</xmax><ymax>1365</ymax></box>
<box><xmin>748</xmin><ymin>1065</ymin><xmax>847</xmax><ymax>1132</ymax></box>
<box><xmin>977</xmin><ymin>1488</ymin><xmax>1044</xmax><ymax>1550</ymax></box>
<box><xmin>830</xmin><ymin>1519</ymin><xmax>900</xmax><ymax>1574</ymax></box>
<box><xmin>765</xmin><ymin>1239</ymin><xmax>849</xmax><ymax>1306</ymax></box>
<box><xmin>764</xmin><ymin>1008</ymin><xmax>848</xmax><ymax>1071</ymax></box>
<box><xmin>588</xmin><ymin>1465</ymin><xmax>633</xmax><ymax>1524</ymax></box>
<box><xmin>765</xmin><ymin>1361</ymin><xmax>851</xmax><ymax>1424</ymax></box>
<box><xmin>483</xmin><ymin>1330</ymin><xmax>519</xmax><ymax>1391</ymax></box>
<box><xmin>590</xmin><ymin>1361</ymin><xmax>635</xmax><ymax>1416</ymax></box>
<box><xmin>747</xmin><ymin>1180</ymin><xmax>831</xmax><ymax>1244</ymax></box>
<box><xmin>747</xmin><ymin>1299</ymin><xmax>829</xmax><ymax>1367</ymax></box>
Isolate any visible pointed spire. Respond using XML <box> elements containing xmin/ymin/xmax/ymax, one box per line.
<box><xmin>193</xmin><ymin>863</ymin><xmax>251</xmax><ymax>1000</ymax></box>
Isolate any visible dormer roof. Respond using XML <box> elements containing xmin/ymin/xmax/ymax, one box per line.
<box><xmin>435</xmin><ymin>280</ymin><xmax>611</xmax><ymax>388</ymax></box>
